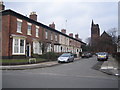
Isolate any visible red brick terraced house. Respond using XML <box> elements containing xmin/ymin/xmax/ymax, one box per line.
<box><xmin>0</xmin><ymin>2</ymin><xmax>85</xmax><ymax>59</ymax></box>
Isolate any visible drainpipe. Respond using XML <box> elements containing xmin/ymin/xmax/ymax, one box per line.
<box><xmin>8</xmin><ymin>15</ymin><xmax>11</xmax><ymax>59</ymax></box>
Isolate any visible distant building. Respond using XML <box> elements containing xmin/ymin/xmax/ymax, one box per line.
<box><xmin>91</xmin><ymin>20</ymin><xmax>117</xmax><ymax>53</ymax></box>
<box><xmin>91</xmin><ymin>20</ymin><xmax>100</xmax><ymax>47</ymax></box>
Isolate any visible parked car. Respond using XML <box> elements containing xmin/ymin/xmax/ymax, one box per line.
<box><xmin>97</xmin><ymin>52</ymin><xmax>108</xmax><ymax>61</ymax></box>
<box><xmin>58</xmin><ymin>53</ymin><xmax>74</xmax><ymax>63</ymax></box>
<box><xmin>81</xmin><ymin>52</ymin><xmax>92</xmax><ymax>58</ymax></box>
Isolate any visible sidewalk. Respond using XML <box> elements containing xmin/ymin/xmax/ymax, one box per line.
<box><xmin>100</xmin><ymin>56</ymin><xmax>119</xmax><ymax>76</ymax></box>
<box><xmin>0</xmin><ymin>58</ymin><xmax>80</xmax><ymax>70</ymax></box>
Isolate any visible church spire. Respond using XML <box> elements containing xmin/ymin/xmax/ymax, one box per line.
<box><xmin>0</xmin><ymin>0</ymin><xmax>5</xmax><ymax>11</ymax></box>
<box><xmin>92</xmin><ymin>19</ymin><xmax>94</xmax><ymax>26</ymax></box>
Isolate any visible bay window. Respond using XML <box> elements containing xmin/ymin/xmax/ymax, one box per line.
<box><xmin>13</xmin><ymin>38</ymin><xmax>25</xmax><ymax>55</ymax></box>
<box><xmin>33</xmin><ymin>41</ymin><xmax>42</xmax><ymax>54</ymax></box>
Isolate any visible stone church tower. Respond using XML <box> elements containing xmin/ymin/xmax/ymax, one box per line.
<box><xmin>90</xmin><ymin>20</ymin><xmax>116</xmax><ymax>53</ymax></box>
<box><xmin>91</xmin><ymin>20</ymin><xmax>100</xmax><ymax>46</ymax></box>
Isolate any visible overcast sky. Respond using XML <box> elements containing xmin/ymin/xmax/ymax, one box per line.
<box><xmin>3</xmin><ymin>0</ymin><xmax>118</xmax><ymax>42</ymax></box>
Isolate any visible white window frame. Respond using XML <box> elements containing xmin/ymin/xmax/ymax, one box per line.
<box><xmin>33</xmin><ymin>41</ymin><xmax>42</xmax><ymax>54</ymax></box>
<box><xmin>51</xmin><ymin>32</ymin><xmax>53</xmax><ymax>40</ymax></box>
<box><xmin>27</xmin><ymin>22</ymin><xmax>32</xmax><ymax>35</ymax></box>
<box><xmin>55</xmin><ymin>34</ymin><xmax>58</xmax><ymax>41</ymax></box>
<box><xmin>36</xmin><ymin>26</ymin><xmax>39</xmax><ymax>37</ymax></box>
<box><xmin>17</xmin><ymin>19</ymin><xmax>22</xmax><ymax>33</ymax></box>
<box><xmin>45</xmin><ymin>30</ymin><xmax>48</xmax><ymax>39</ymax></box>
<box><xmin>33</xmin><ymin>41</ymin><xmax>38</xmax><ymax>54</ymax></box>
<box><xmin>12</xmin><ymin>38</ymin><xmax>26</xmax><ymax>55</ymax></box>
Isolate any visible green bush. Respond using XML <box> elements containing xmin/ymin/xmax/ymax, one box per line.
<box><xmin>32</xmin><ymin>54</ymin><xmax>40</xmax><ymax>58</ymax></box>
<box><xmin>39</xmin><ymin>52</ymin><xmax>62</xmax><ymax>61</ymax></box>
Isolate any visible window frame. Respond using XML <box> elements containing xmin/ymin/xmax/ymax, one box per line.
<box><xmin>17</xmin><ymin>19</ymin><xmax>22</xmax><ymax>33</ymax></box>
<box><xmin>33</xmin><ymin>41</ymin><xmax>42</xmax><ymax>54</ymax></box>
<box><xmin>45</xmin><ymin>30</ymin><xmax>48</xmax><ymax>39</ymax></box>
<box><xmin>51</xmin><ymin>32</ymin><xmax>53</xmax><ymax>41</ymax></box>
<box><xmin>27</xmin><ymin>22</ymin><xmax>32</xmax><ymax>35</ymax></box>
<box><xmin>36</xmin><ymin>26</ymin><xmax>39</xmax><ymax>37</ymax></box>
<box><xmin>12</xmin><ymin>38</ymin><xmax>26</xmax><ymax>55</ymax></box>
<box><xmin>55</xmin><ymin>34</ymin><xmax>58</xmax><ymax>41</ymax></box>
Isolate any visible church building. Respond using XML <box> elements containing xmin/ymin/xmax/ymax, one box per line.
<box><xmin>90</xmin><ymin>20</ymin><xmax>117</xmax><ymax>53</ymax></box>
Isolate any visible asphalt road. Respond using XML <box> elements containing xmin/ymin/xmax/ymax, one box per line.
<box><xmin>2</xmin><ymin>56</ymin><xmax>118</xmax><ymax>88</ymax></box>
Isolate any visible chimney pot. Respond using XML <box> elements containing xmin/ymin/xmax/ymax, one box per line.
<box><xmin>69</xmin><ymin>33</ymin><xmax>73</xmax><ymax>37</ymax></box>
<box><xmin>49</xmin><ymin>22</ymin><xmax>55</xmax><ymax>29</ymax></box>
<box><xmin>61</xmin><ymin>29</ymin><xmax>66</xmax><ymax>34</ymax></box>
<box><xmin>75</xmin><ymin>34</ymin><xmax>79</xmax><ymax>39</ymax></box>
<box><xmin>29</xmin><ymin>11</ymin><xmax>37</xmax><ymax>21</ymax></box>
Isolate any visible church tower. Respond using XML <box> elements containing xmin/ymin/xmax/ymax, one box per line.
<box><xmin>91</xmin><ymin>20</ymin><xmax>100</xmax><ymax>46</ymax></box>
<box><xmin>0</xmin><ymin>1</ymin><xmax>5</xmax><ymax>11</ymax></box>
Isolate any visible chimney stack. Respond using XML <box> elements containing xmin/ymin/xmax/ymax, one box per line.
<box><xmin>49</xmin><ymin>22</ymin><xmax>55</xmax><ymax>29</ymax></box>
<box><xmin>69</xmin><ymin>33</ymin><xmax>73</xmax><ymax>37</ymax></box>
<box><xmin>75</xmin><ymin>34</ymin><xmax>79</xmax><ymax>39</ymax></box>
<box><xmin>29</xmin><ymin>12</ymin><xmax>37</xmax><ymax>21</ymax></box>
<box><xmin>0</xmin><ymin>1</ymin><xmax>5</xmax><ymax>11</ymax></box>
<box><xmin>61</xmin><ymin>29</ymin><xmax>66</xmax><ymax>34</ymax></box>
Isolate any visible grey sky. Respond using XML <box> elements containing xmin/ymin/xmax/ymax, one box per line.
<box><xmin>3</xmin><ymin>0</ymin><xmax>118</xmax><ymax>42</ymax></box>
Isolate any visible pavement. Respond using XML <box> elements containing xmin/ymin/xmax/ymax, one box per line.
<box><xmin>100</xmin><ymin>56</ymin><xmax>120</xmax><ymax>76</ymax></box>
<box><xmin>0</xmin><ymin>58</ymin><xmax>80</xmax><ymax>70</ymax></box>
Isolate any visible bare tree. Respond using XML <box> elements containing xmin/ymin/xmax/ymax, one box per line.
<box><xmin>107</xmin><ymin>28</ymin><xmax>118</xmax><ymax>44</ymax></box>
<box><xmin>85</xmin><ymin>37</ymin><xmax>91</xmax><ymax>45</ymax></box>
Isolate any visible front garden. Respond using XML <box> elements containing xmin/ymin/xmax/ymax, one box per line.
<box><xmin>1</xmin><ymin>52</ymin><xmax>62</xmax><ymax>66</ymax></box>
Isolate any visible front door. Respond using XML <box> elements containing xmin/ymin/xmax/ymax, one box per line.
<box><xmin>26</xmin><ymin>44</ymin><xmax>31</xmax><ymax>57</ymax></box>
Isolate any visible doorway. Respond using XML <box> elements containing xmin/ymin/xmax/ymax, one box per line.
<box><xmin>26</xmin><ymin>44</ymin><xmax>31</xmax><ymax>57</ymax></box>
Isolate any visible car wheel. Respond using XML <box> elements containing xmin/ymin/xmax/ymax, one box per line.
<box><xmin>58</xmin><ymin>61</ymin><xmax>61</xmax><ymax>63</ymax></box>
<box><xmin>71</xmin><ymin>59</ymin><xmax>74</xmax><ymax>62</ymax></box>
<box><xmin>67</xmin><ymin>59</ymin><xmax>70</xmax><ymax>63</ymax></box>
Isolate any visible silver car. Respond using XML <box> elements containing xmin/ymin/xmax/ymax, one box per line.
<box><xmin>58</xmin><ymin>53</ymin><xmax>74</xmax><ymax>63</ymax></box>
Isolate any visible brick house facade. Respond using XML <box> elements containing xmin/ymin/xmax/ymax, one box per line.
<box><xmin>0</xmin><ymin>2</ymin><xmax>85</xmax><ymax>59</ymax></box>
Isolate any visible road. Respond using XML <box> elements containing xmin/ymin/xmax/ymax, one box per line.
<box><xmin>2</xmin><ymin>56</ymin><xmax>118</xmax><ymax>88</ymax></box>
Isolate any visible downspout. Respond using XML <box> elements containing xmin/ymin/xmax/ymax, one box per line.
<box><xmin>8</xmin><ymin>15</ymin><xmax>11</xmax><ymax>59</ymax></box>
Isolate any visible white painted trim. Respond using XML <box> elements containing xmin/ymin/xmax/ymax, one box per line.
<box><xmin>27</xmin><ymin>22</ymin><xmax>32</xmax><ymax>25</ymax></box>
<box><xmin>17</xmin><ymin>18</ymin><xmax>22</xmax><ymax>22</ymax></box>
<box><xmin>36</xmin><ymin>28</ymin><xmax>39</xmax><ymax>37</ymax></box>
<box><xmin>11</xmin><ymin>34</ymin><xmax>27</xmax><ymax>38</ymax></box>
<box><xmin>36</xmin><ymin>25</ymin><xmax>39</xmax><ymax>28</ymax></box>
<box><xmin>12</xmin><ymin>38</ymin><xmax>26</xmax><ymax>55</ymax></box>
<box><xmin>27</xmin><ymin>33</ymin><xmax>32</xmax><ymax>36</ymax></box>
<box><xmin>17</xmin><ymin>31</ymin><xmax>22</xmax><ymax>34</ymax></box>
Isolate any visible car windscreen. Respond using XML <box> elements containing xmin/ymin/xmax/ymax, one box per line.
<box><xmin>60</xmin><ymin>54</ymin><xmax>70</xmax><ymax>57</ymax></box>
<box><xmin>98</xmin><ymin>53</ymin><xmax>106</xmax><ymax>55</ymax></box>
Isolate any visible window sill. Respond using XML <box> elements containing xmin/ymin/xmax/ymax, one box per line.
<box><xmin>12</xmin><ymin>53</ymin><xmax>25</xmax><ymax>55</ymax></box>
<box><xmin>27</xmin><ymin>34</ymin><xmax>32</xmax><ymax>36</ymax></box>
<box><xmin>17</xmin><ymin>31</ymin><xmax>22</xmax><ymax>34</ymax></box>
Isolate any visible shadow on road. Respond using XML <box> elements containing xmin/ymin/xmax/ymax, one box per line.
<box><xmin>92</xmin><ymin>61</ymin><xmax>104</xmax><ymax>70</ymax></box>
